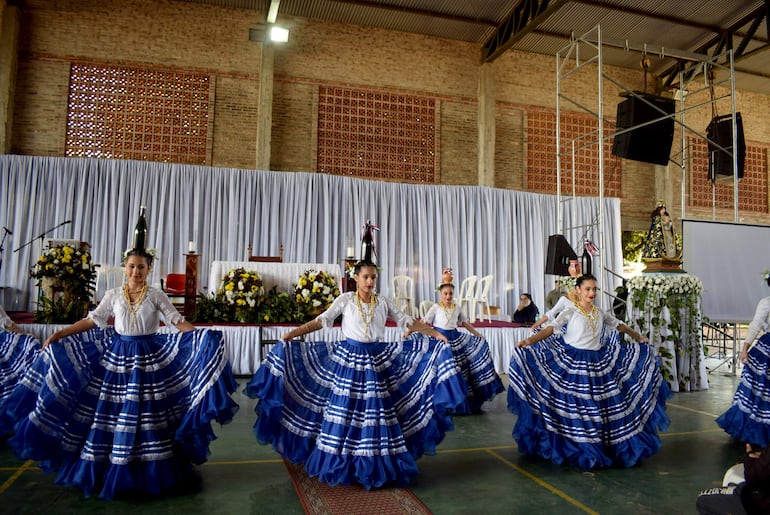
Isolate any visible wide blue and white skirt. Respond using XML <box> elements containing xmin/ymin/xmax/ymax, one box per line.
<box><xmin>717</xmin><ymin>333</ymin><xmax>770</xmax><ymax>446</ymax></box>
<box><xmin>244</xmin><ymin>334</ymin><xmax>468</xmax><ymax>489</ymax></box>
<box><xmin>0</xmin><ymin>327</ymin><xmax>239</xmax><ymax>500</ymax></box>
<box><xmin>436</xmin><ymin>327</ymin><xmax>503</xmax><ymax>414</ymax></box>
<box><xmin>0</xmin><ymin>330</ymin><xmax>41</xmax><ymax>405</ymax></box>
<box><xmin>507</xmin><ymin>329</ymin><xmax>670</xmax><ymax>469</ymax></box>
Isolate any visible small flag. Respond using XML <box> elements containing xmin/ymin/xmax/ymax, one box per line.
<box><xmin>584</xmin><ymin>240</ymin><xmax>599</xmax><ymax>256</ymax></box>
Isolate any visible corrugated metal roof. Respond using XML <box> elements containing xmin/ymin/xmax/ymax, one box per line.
<box><xmin>173</xmin><ymin>0</ymin><xmax>770</xmax><ymax>94</ymax></box>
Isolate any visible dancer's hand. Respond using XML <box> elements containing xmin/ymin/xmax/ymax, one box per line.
<box><xmin>516</xmin><ymin>337</ymin><xmax>534</xmax><ymax>348</ymax></box>
<box><xmin>746</xmin><ymin>443</ymin><xmax>763</xmax><ymax>459</ymax></box>
<box><xmin>43</xmin><ymin>333</ymin><xmax>60</xmax><ymax>349</ymax></box>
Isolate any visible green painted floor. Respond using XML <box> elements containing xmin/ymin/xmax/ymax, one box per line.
<box><xmin>0</xmin><ymin>371</ymin><xmax>746</xmax><ymax>514</ymax></box>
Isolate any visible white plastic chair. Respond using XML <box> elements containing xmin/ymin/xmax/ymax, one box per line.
<box><xmin>456</xmin><ymin>275</ymin><xmax>477</xmax><ymax>318</ymax></box>
<box><xmin>469</xmin><ymin>274</ymin><xmax>494</xmax><ymax>323</ymax></box>
<box><xmin>391</xmin><ymin>275</ymin><xmax>415</xmax><ymax>316</ymax></box>
<box><xmin>94</xmin><ymin>265</ymin><xmax>125</xmax><ymax>302</ymax></box>
<box><xmin>418</xmin><ymin>300</ymin><xmax>434</xmax><ymax>319</ymax></box>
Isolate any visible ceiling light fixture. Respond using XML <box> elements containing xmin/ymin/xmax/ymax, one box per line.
<box><xmin>270</xmin><ymin>26</ymin><xmax>289</xmax><ymax>42</ymax></box>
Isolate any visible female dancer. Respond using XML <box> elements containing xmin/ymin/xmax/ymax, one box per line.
<box><xmin>0</xmin><ymin>305</ymin><xmax>40</xmax><ymax>405</ymax></box>
<box><xmin>245</xmin><ymin>260</ymin><xmax>467</xmax><ymax>488</ymax></box>
<box><xmin>530</xmin><ymin>279</ymin><xmax>578</xmax><ymax>331</ymax></box>
<box><xmin>716</xmin><ymin>272</ymin><xmax>770</xmax><ymax>446</ymax></box>
<box><xmin>508</xmin><ymin>274</ymin><xmax>670</xmax><ymax>469</ymax></box>
<box><xmin>0</xmin><ymin>224</ymin><xmax>238</xmax><ymax>500</ymax></box>
<box><xmin>419</xmin><ymin>282</ymin><xmax>503</xmax><ymax>414</ymax></box>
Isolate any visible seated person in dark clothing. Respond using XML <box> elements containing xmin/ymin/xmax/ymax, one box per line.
<box><xmin>696</xmin><ymin>443</ymin><xmax>770</xmax><ymax>515</ymax></box>
<box><xmin>513</xmin><ymin>293</ymin><xmax>539</xmax><ymax>324</ymax></box>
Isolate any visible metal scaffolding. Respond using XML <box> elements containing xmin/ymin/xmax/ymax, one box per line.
<box><xmin>554</xmin><ymin>25</ymin><xmax>740</xmax><ymax>307</ymax></box>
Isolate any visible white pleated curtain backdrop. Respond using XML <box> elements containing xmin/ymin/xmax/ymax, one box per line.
<box><xmin>0</xmin><ymin>155</ymin><xmax>622</xmax><ymax>314</ymax></box>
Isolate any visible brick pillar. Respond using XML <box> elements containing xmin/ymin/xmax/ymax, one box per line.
<box><xmin>0</xmin><ymin>1</ymin><xmax>20</xmax><ymax>153</ymax></box>
<box><xmin>477</xmin><ymin>63</ymin><xmax>496</xmax><ymax>187</ymax></box>
<box><xmin>256</xmin><ymin>42</ymin><xmax>275</xmax><ymax>170</ymax></box>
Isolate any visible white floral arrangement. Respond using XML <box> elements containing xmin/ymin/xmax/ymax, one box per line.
<box><xmin>626</xmin><ymin>273</ymin><xmax>704</xmax><ymax>298</ymax></box>
<box><xmin>626</xmin><ymin>273</ymin><xmax>705</xmax><ymax>389</ymax></box>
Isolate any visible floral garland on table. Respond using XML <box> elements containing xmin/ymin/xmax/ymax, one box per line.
<box><xmin>30</xmin><ymin>242</ymin><xmax>97</xmax><ymax>323</ymax></box>
<box><xmin>218</xmin><ymin>267</ymin><xmax>264</xmax><ymax>323</ymax></box>
<box><xmin>627</xmin><ymin>273</ymin><xmax>704</xmax><ymax>388</ymax></box>
<box><xmin>294</xmin><ymin>269</ymin><xmax>340</xmax><ymax>322</ymax></box>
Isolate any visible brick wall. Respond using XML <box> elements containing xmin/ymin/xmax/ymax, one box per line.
<box><xmin>7</xmin><ymin>0</ymin><xmax>770</xmax><ymax>230</ymax></box>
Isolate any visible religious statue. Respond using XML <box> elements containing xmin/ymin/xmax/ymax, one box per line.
<box><xmin>642</xmin><ymin>202</ymin><xmax>683</xmax><ymax>272</ymax></box>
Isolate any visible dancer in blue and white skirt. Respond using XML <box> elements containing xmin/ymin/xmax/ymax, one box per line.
<box><xmin>245</xmin><ymin>260</ymin><xmax>467</xmax><ymax>489</ymax></box>
<box><xmin>0</xmin><ymin>305</ymin><xmax>40</xmax><ymax>406</ymax></box>
<box><xmin>417</xmin><ymin>282</ymin><xmax>503</xmax><ymax>414</ymax></box>
<box><xmin>508</xmin><ymin>274</ymin><xmax>670</xmax><ymax>469</ymax></box>
<box><xmin>717</xmin><ymin>273</ymin><xmax>770</xmax><ymax>446</ymax></box>
<box><xmin>0</xmin><ymin>248</ymin><xmax>239</xmax><ymax>500</ymax></box>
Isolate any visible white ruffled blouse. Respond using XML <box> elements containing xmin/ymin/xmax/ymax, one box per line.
<box><xmin>316</xmin><ymin>292</ymin><xmax>412</xmax><ymax>343</ymax></box>
<box><xmin>88</xmin><ymin>286</ymin><xmax>184</xmax><ymax>336</ymax></box>
<box><xmin>422</xmin><ymin>302</ymin><xmax>469</xmax><ymax>330</ymax></box>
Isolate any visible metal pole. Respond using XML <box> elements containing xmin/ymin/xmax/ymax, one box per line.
<box><xmin>597</xmin><ymin>25</ymin><xmax>606</xmax><ymax>309</ymax></box>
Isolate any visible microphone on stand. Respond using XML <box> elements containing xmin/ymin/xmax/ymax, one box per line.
<box><xmin>2</xmin><ymin>227</ymin><xmax>11</xmax><ymax>235</ymax></box>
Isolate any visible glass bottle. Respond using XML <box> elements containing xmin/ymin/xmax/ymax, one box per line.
<box><xmin>133</xmin><ymin>206</ymin><xmax>147</xmax><ymax>250</ymax></box>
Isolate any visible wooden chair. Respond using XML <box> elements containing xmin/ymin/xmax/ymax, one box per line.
<box><xmin>247</xmin><ymin>243</ymin><xmax>284</xmax><ymax>262</ymax></box>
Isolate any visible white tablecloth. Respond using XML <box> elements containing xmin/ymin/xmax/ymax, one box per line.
<box><xmin>208</xmin><ymin>261</ymin><xmax>343</xmax><ymax>295</ymax></box>
<box><xmin>20</xmin><ymin>322</ymin><xmax>530</xmax><ymax>376</ymax></box>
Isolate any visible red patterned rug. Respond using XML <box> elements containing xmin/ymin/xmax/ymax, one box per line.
<box><xmin>284</xmin><ymin>460</ymin><xmax>432</xmax><ymax>515</ymax></box>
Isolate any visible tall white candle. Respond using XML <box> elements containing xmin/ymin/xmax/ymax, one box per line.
<box><xmin>188</xmin><ymin>241</ymin><xmax>196</xmax><ymax>253</ymax></box>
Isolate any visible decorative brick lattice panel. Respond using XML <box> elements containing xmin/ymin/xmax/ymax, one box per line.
<box><xmin>527</xmin><ymin>109</ymin><xmax>621</xmax><ymax>197</ymax></box>
<box><xmin>317</xmin><ymin>87</ymin><xmax>438</xmax><ymax>183</ymax></box>
<box><xmin>688</xmin><ymin>137</ymin><xmax>768</xmax><ymax>213</ymax></box>
<box><xmin>66</xmin><ymin>64</ymin><xmax>212</xmax><ymax>164</ymax></box>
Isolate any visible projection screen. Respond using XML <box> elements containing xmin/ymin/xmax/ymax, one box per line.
<box><xmin>682</xmin><ymin>219</ymin><xmax>770</xmax><ymax>323</ymax></box>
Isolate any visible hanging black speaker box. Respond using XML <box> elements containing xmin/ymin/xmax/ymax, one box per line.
<box><xmin>545</xmin><ymin>234</ymin><xmax>578</xmax><ymax>276</ymax></box>
<box><xmin>611</xmin><ymin>92</ymin><xmax>676</xmax><ymax>166</ymax></box>
<box><xmin>707</xmin><ymin>113</ymin><xmax>745</xmax><ymax>181</ymax></box>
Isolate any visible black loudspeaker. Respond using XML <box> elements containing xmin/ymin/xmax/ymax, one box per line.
<box><xmin>707</xmin><ymin>113</ymin><xmax>745</xmax><ymax>181</ymax></box>
<box><xmin>611</xmin><ymin>92</ymin><xmax>676</xmax><ymax>166</ymax></box>
<box><xmin>545</xmin><ymin>234</ymin><xmax>578</xmax><ymax>276</ymax></box>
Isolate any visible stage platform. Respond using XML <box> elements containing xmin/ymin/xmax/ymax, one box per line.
<box><xmin>11</xmin><ymin>313</ymin><xmax>529</xmax><ymax>376</ymax></box>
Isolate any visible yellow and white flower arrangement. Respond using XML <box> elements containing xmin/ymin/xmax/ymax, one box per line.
<box><xmin>294</xmin><ymin>269</ymin><xmax>340</xmax><ymax>320</ymax></box>
<box><xmin>218</xmin><ymin>267</ymin><xmax>264</xmax><ymax>322</ymax></box>
<box><xmin>30</xmin><ymin>242</ymin><xmax>97</xmax><ymax>322</ymax></box>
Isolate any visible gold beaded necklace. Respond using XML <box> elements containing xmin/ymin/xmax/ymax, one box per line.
<box><xmin>441</xmin><ymin>301</ymin><xmax>455</xmax><ymax>322</ymax></box>
<box><xmin>575</xmin><ymin>301</ymin><xmax>598</xmax><ymax>337</ymax></box>
<box><xmin>123</xmin><ymin>283</ymin><xmax>148</xmax><ymax>328</ymax></box>
<box><xmin>355</xmin><ymin>292</ymin><xmax>377</xmax><ymax>338</ymax></box>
